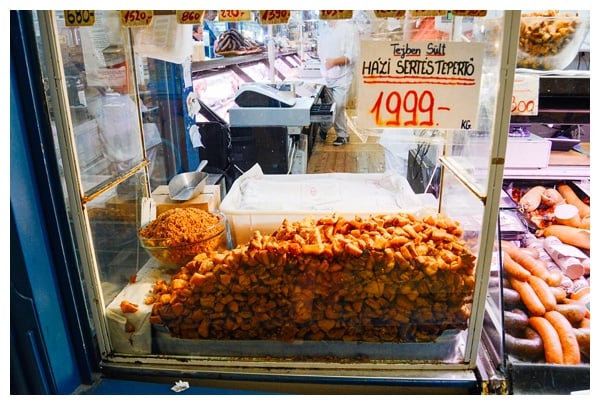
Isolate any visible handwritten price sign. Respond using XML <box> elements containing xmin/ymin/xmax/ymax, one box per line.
<box><xmin>374</xmin><ymin>10</ymin><xmax>406</xmax><ymax>19</ymax></box>
<box><xmin>64</xmin><ymin>10</ymin><xmax>95</xmax><ymax>26</ymax></box>
<box><xmin>176</xmin><ymin>10</ymin><xmax>204</xmax><ymax>25</ymax></box>
<box><xmin>259</xmin><ymin>10</ymin><xmax>291</xmax><ymax>25</ymax></box>
<box><xmin>357</xmin><ymin>40</ymin><xmax>485</xmax><ymax>129</ymax></box>
<box><xmin>218</xmin><ymin>10</ymin><xmax>251</xmax><ymax>22</ymax></box>
<box><xmin>511</xmin><ymin>74</ymin><xmax>539</xmax><ymax>116</ymax></box>
<box><xmin>120</xmin><ymin>10</ymin><xmax>153</xmax><ymax>27</ymax></box>
<box><xmin>319</xmin><ymin>10</ymin><xmax>353</xmax><ymax>20</ymax></box>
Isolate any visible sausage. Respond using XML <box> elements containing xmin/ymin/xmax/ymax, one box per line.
<box><xmin>504</xmin><ymin>309</ymin><xmax>529</xmax><ymax>334</ymax></box>
<box><xmin>544</xmin><ymin>310</ymin><xmax>581</xmax><ymax>364</ymax></box>
<box><xmin>549</xmin><ymin>286</ymin><xmax>567</xmax><ymax>303</ymax></box>
<box><xmin>527</xmin><ymin>275</ymin><xmax>557</xmax><ymax>312</ymax></box>
<box><xmin>502</xmin><ymin>253</ymin><xmax>531</xmax><ymax>282</ymax></box>
<box><xmin>555</xmin><ymin>303</ymin><xmax>587</xmax><ymax>324</ymax></box>
<box><xmin>529</xmin><ymin>316</ymin><xmax>564</xmax><ymax>364</ymax></box>
<box><xmin>505</xmin><ymin>326</ymin><xmax>544</xmax><ymax>361</ymax></box>
<box><xmin>502</xmin><ymin>286</ymin><xmax>522</xmax><ymax>309</ymax></box>
<box><xmin>510</xmin><ymin>277</ymin><xmax>546</xmax><ymax>316</ymax></box>
<box><xmin>572</xmin><ymin>328</ymin><xmax>590</xmax><ymax>360</ymax></box>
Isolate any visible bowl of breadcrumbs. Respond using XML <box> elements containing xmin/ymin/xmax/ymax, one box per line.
<box><xmin>139</xmin><ymin>208</ymin><xmax>227</xmax><ymax>269</ymax></box>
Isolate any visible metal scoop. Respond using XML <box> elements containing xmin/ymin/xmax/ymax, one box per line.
<box><xmin>168</xmin><ymin>160</ymin><xmax>208</xmax><ymax>201</ymax></box>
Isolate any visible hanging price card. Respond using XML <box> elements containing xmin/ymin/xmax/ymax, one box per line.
<box><xmin>176</xmin><ymin>10</ymin><xmax>205</xmax><ymax>25</ymax></box>
<box><xmin>218</xmin><ymin>10</ymin><xmax>252</xmax><ymax>22</ymax></box>
<box><xmin>259</xmin><ymin>10</ymin><xmax>291</xmax><ymax>25</ymax></box>
<box><xmin>511</xmin><ymin>74</ymin><xmax>539</xmax><ymax>116</ymax></box>
<box><xmin>120</xmin><ymin>10</ymin><xmax>153</xmax><ymax>27</ymax></box>
<box><xmin>374</xmin><ymin>10</ymin><xmax>406</xmax><ymax>19</ymax></box>
<box><xmin>452</xmin><ymin>10</ymin><xmax>487</xmax><ymax>17</ymax></box>
<box><xmin>319</xmin><ymin>10</ymin><xmax>353</xmax><ymax>20</ymax></box>
<box><xmin>410</xmin><ymin>10</ymin><xmax>447</xmax><ymax>17</ymax></box>
<box><xmin>357</xmin><ymin>40</ymin><xmax>485</xmax><ymax>130</ymax></box>
<box><xmin>64</xmin><ymin>10</ymin><xmax>96</xmax><ymax>26</ymax></box>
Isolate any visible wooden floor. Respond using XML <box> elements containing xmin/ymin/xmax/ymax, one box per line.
<box><xmin>306</xmin><ymin>126</ymin><xmax>386</xmax><ymax>174</ymax></box>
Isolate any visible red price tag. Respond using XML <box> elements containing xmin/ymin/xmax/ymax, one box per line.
<box><xmin>64</xmin><ymin>10</ymin><xmax>96</xmax><ymax>26</ymax></box>
<box><xmin>319</xmin><ymin>10</ymin><xmax>353</xmax><ymax>20</ymax></box>
<box><xmin>369</xmin><ymin>90</ymin><xmax>438</xmax><ymax>127</ymax></box>
<box><xmin>373</xmin><ymin>10</ymin><xmax>406</xmax><ymax>19</ymax></box>
<box><xmin>218</xmin><ymin>10</ymin><xmax>251</xmax><ymax>22</ymax></box>
<box><xmin>176</xmin><ymin>10</ymin><xmax>204</xmax><ymax>25</ymax></box>
<box><xmin>120</xmin><ymin>10</ymin><xmax>153</xmax><ymax>27</ymax></box>
<box><xmin>452</xmin><ymin>10</ymin><xmax>487</xmax><ymax>17</ymax></box>
<box><xmin>259</xmin><ymin>10</ymin><xmax>290</xmax><ymax>25</ymax></box>
<box><xmin>410</xmin><ymin>10</ymin><xmax>447</xmax><ymax>17</ymax></box>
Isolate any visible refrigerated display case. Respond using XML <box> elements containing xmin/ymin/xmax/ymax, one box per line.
<box><xmin>13</xmin><ymin>9</ymin><xmax>590</xmax><ymax>395</ymax></box>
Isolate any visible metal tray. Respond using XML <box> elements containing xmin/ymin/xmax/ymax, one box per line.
<box><xmin>168</xmin><ymin>160</ymin><xmax>208</xmax><ymax>201</ymax></box>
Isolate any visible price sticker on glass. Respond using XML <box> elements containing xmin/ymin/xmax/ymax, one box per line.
<box><xmin>218</xmin><ymin>10</ymin><xmax>252</xmax><ymax>22</ymax></box>
<box><xmin>120</xmin><ymin>10</ymin><xmax>153</xmax><ymax>27</ymax></box>
<box><xmin>63</xmin><ymin>10</ymin><xmax>95</xmax><ymax>26</ymax></box>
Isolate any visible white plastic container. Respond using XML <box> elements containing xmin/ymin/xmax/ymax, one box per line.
<box><xmin>220</xmin><ymin>166</ymin><xmax>430</xmax><ymax>245</ymax></box>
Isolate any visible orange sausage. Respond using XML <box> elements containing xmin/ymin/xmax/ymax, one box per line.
<box><xmin>509</xmin><ymin>247</ymin><xmax>550</xmax><ymax>282</ymax></box>
<box><xmin>544</xmin><ymin>310</ymin><xmax>581</xmax><ymax>365</ymax></box>
<box><xmin>510</xmin><ymin>277</ymin><xmax>546</xmax><ymax>316</ymax></box>
<box><xmin>555</xmin><ymin>303</ymin><xmax>587</xmax><ymax>324</ymax></box>
<box><xmin>527</xmin><ymin>275</ymin><xmax>557</xmax><ymax>312</ymax></box>
<box><xmin>502</xmin><ymin>253</ymin><xmax>531</xmax><ymax>282</ymax></box>
<box><xmin>529</xmin><ymin>316</ymin><xmax>564</xmax><ymax>364</ymax></box>
<box><xmin>572</xmin><ymin>328</ymin><xmax>590</xmax><ymax>360</ymax></box>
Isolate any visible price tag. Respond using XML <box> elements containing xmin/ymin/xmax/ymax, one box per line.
<box><xmin>218</xmin><ymin>10</ymin><xmax>252</xmax><ymax>22</ymax></box>
<box><xmin>410</xmin><ymin>10</ymin><xmax>447</xmax><ymax>17</ymax></box>
<box><xmin>511</xmin><ymin>74</ymin><xmax>539</xmax><ymax>116</ymax></box>
<box><xmin>176</xmin><ymin>10</ymin><xmax>205</xmax><ymax>25</ymax></box>
<box><xmin>120</xmin><ymin>10</ymin><xmax>153</xmax><ymax>27</ymax></box>
<box><xmin>374</xmin><ymin>11</ymin><xmax>406</xmax><ymax>19</ymax></box>
<box><xmin>452</xmin><ymin>10</ymin><xmax>487</xmax><ymax>17</ymax></box>
<box><xmin>64</xmin><ymin>10</ymin><xmax>96</xmax><ymax>26</ymax></box>
<box><xmin>259</xmin><ymin>10</ymin><xmax>291</xmax><ymax>25</ymax></box>
<box><xmin>357</xmin><ymin>40</ymin><xmax>485</xmax><ymax>130</ymax></box>
<box><xmin>319</xmin><ymin>10</ymin><xmax>353</xmax><ymax>20</ymax></box>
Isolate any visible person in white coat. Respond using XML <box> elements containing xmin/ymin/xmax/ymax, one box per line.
<box><xmin>317</xmin><ymin>19</ymin><xmax>360</xmax><ymax>146</ymax></box>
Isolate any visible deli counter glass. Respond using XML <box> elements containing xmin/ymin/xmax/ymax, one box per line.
<box><xmin>13</xmin><ymin>9</ymin><xmax>564</xmax><ymax>394</ymax></box>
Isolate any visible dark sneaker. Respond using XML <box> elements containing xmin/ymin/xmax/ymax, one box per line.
<box><xmin>319</xmin><ymin>130</ymin><xmax>328</xmax><ymax>141</ymax></box>
<box><xmin>332</xmin><ymin>136</ymin><xmax>348</xmax><ymax>146</ymax></box>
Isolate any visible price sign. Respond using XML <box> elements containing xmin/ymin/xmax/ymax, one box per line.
<box><xmin>64</xmin><ymin>10</ymin><xmax>95</xmax><ymax>26</ymax></box>
<box><xmin>218</xmin><ymin>10</ymin><xmax>252</xmax><ymax>22</ymax></box>
<box><xmin>357</xmin><ymin>40</ymin><xmax>485</xmax><ymax>130</ymax></box>
<box><xmin>511</xmin><ymin>74</ymin><xmax>539</xmax><ymax>116</ymax></box>
<box><xmin>176</xmin><ymin>10</ymin><xmax>204</xmax><ymax>25</ymax></box>
<box><xmin>259</xmin><ymin>10</ymin><xmax>291</xmax><ymax>25</ymax></box>
<box><xmin>319</xmin><ymin>10</ymin><xmax>353</xmax><ymax>20</ymax></box>
<box><xmin>374</xmin><ymin>10</ymin><xmax>406</xmax><ymax>19</ymax></box>
<box><xmin>120</xmin><ymin>10</ymin><xmax>153</xmax><ymax>27</ymax></box>
<box><xmin>452</xmin><ymin>10</ymin><xmax>487</xmax><ymax>17</ymax></box>
<box><xmin>410</xmin><ymin>10</ymin><xmax>447</xmax><ymax>17</ymax></box>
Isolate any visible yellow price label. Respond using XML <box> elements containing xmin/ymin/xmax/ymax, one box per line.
<box><xmin>259</xmin><ymin>10</ymin><xmax>290</xmax><ymax>25</ymax></box>
<box><xmin>410</xmin><ymin>10</ymin><xmax>448</xmax><ymax>17</ymax></box>
<box><xmin>452</xmin><ymin>10</ymin><xmax>487</xmax><ymax>17</ymax></box>
<box><xmin>176</xmin><ymin>10</ymin><xmax>205</xmax><ymax>24</ymax></box>
<box><xmin>64</xmin><ymin>10</ymin><xmax>96</xmax><ymax>26</ymax></box>
<box><xmin>120</xmin><ymin>10</ymin><xmax>154</xmax><ymax>27</ymax></box>
<box><xmin>218</xmin><ymin>10</ymin><xmax>252</xmax><ymax>22</ymax></box>
<box><xmin>319</xmin><ymin>10</ymin><xmax>353</xmax><ymax>20</ymax></box>
<box><xmin>373</xmin><ymin>10</ymin><xmax>406</xmax><ymax>19</ymax></box>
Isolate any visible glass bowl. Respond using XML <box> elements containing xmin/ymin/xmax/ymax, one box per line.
<box><xmin>517</xmin><ymin>11</ymin><xmax>589</xmax><ymax>70</ymax></box>
<box><xmin>139</xmin><ymin>211</ymin><xmax>227</xmax><ymax>269</ymax></box>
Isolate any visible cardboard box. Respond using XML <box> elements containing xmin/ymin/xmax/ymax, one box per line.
<box><xmin>152</xmin><ymin>184</ymin><xmax>220</xmax><ymax>215</ymax></box>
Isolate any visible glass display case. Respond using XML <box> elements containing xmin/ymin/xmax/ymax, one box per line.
<box><xmin>16</xmin><ymin>9</ymin><xmax>556</xmax><ymax>394</ymax></box>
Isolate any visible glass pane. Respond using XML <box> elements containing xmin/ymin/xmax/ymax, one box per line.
<box><xmin>54</xmin><ymin>10</ymin><xmax>145</xmax><ymax>195</ymax></box>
